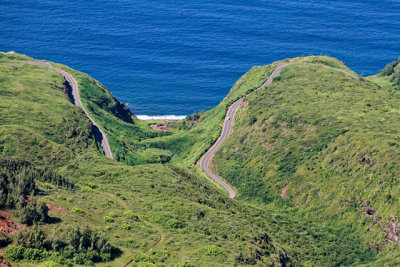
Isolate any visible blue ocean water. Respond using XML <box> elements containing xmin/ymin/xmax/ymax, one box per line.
<box><xmin>1</xmin><ymin>0</ymin><xmax>400</xmax><ymax>116</ymax></box>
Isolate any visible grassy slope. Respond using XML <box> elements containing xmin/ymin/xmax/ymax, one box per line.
<box><xmin>52</xmin><ymin>62</ymin><xmax>279</xmax><ymax>167</ymax></box>
<box><xmin>214</xmin><ymin>56</ymin><xmax>400</xmax><ymax>263</ymax></box>
<box><xmin>140</xmin><ymin>63</ymin><xmax>278</xmax><ymax>166</ymax></box>
<box><xmin>3</xmin><ymin>52</ymin><xmax>400</xmax><ymax>265</ymax></box>
<box><xmin>52</xmin><ymin>56</ymin><xmax>279</xmax><ymax>168</ymax></box>
<box><xmin>0</xmin><ymin>54</ymin><xmax>98</xmax><ymax>166</ymax></box>
<box><xmin>0</xmin><ymin>54</ymin><xmax>296</xmax><ymax>266</ymax></box>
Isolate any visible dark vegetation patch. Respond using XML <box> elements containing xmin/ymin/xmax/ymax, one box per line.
<box><xmin>5</xmin><ymin>225</ymin><xmax>119</xmax><ymax>265</ymax></box>
<box><xmin>0</xmin><ymin>159</ymin><xmax>73</xmax><ymax>226</ymax></box>
<box><xmin>380</xmin><ymin>57</ymin><xmax>400</xmax><ymax>89</ymax></box>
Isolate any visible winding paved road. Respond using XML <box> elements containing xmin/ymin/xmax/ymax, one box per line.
<box><xmin>199</xmin><ymin>61</ymin><xmax>359</xmax><ymax>199</ymax></box>
<box><xmin>199</xmin><ymin>62</ymin><xmax>290</xmax><ymax>198</ymax></box>
<box><xmin>25</xmin><ymin>61</ymin><xmax>113</xmax><ymax>159</ymax></box>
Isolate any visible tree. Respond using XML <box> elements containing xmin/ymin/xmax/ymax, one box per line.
<box><xmin>15</xmin><ymin>225</ymin><xmax>46</xmax><ymax>249</ymax></box>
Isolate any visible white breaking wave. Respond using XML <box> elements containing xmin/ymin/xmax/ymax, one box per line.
<box><xmin>136</xmin><ymin>115</ymin><xmax>186</xmax><ymax>121</ymax></box>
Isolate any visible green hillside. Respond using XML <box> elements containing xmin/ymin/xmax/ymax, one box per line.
<box><xmin>1</xmin><ymin>52</ymin><xmax>400</xmax><ymax>266</ymax></box>
<box><xmin>214</xmin><ymin>56</ymin><xmax>400</xmax><ymax>264</ymax></box>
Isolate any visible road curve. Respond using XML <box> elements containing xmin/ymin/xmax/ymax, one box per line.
<box><xmin>198</xmin><ymin>61</ymin><xmax>360</xmax><ymax>198</ymax></box>
<box><xmin>25</xmin><ymin>61</ymin><xmax>113</xmax><ymax>159</ymax></box>
<box><xmin>199</xmin><ymin>62</ymin><xmax>290</xmax><ymax>198</ymax></box>
<box><xmin>313</xmin><ymin>63</ymin><xmax>360</xmax><ymax>80</ymax></box>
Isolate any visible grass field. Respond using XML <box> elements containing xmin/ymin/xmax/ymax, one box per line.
<box><xmin>214</xmin><ymin>56</ymin><xmax>400</xmax><ymax>264</ymax></box>
<box><xmin>1</xmin><ymin>52</ymin><xmax>400</xmax><ymax>266</ymax></box>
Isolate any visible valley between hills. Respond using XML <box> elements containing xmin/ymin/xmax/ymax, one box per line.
<box><xmin>1</xmin><ymin>52</ymin><xmax>400</xmax><ymax>266</ymax></box>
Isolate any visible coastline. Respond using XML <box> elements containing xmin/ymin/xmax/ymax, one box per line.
<box><xmin>136</xmin><ymin>115</ymin><xmax>186</xmax><ymax>121</ymax></box>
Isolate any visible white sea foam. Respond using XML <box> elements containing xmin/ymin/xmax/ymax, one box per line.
<box><xmin>136</xmin><ymin>115</ymin><xmax>186</xmax><ymax>121</ymax></box>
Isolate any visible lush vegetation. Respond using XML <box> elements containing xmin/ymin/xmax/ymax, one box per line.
<box><xmin>378</xmin><ymin>57</ymin><xmax>400</xmax><ymax>89</ymax></box>
<box><xmin>0</xmin><ymin>53</ymin><xmax>290</xmax><ymax>266</ymax></box>
<box><xmin>0</xmin><ymin>159</ymin><xmax>70</xmax><ymax>225</ymax></box>
<box><xmin>214</xmin><ymin>56</ymin><xmax>400</xmax><ymax>265</ymax></box>
<box><xmin>54</xmin><ymin>59</ymin><xmax>278</xmax><ymax>167</ymax></box>
<box><xmin>2</xmin><ymin>52</ymin><xmax>400</xmax><ymax>266</ymax></box>
<box><xmin>5</xmin><ymin>225</ymin><xmax>116</xmax><ymax>265</ymax></box>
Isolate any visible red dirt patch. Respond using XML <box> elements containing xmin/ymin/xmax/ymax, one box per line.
<box><xmin>242</xmin><ymin>99</ymin><xmax>249</xmax><ymax>108</ymax></box>
<box><xmin>0</xmin><ymin>253</ymin><xmax>11</xmax><ymax>267</ymax></box>
<box><xmin>152</xmin><ymin>122</ymin><xmax>170</xmax><ymax>131</ymax></box>
<box><xmin>280</xmin><ymin>181</ymin><xmax>292</xmax><ymax>199</ymax></box>
<box><xmin>46</xmin><ymin>203</ymin><xmax>68</xmax><ymax>213</ymax></box>
<box><xmin>0</xmin><ymin>210</ymin><xmax>23</xmax><ymax>235</ymax></box>
<box><xmin>210</xmin><ymin>157</ymin><xmax>216</xmax><ymax>171</ymax></box>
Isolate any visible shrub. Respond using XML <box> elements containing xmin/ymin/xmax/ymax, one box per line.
<box><xmin>4</xmin><ymin>246</ymin><xmax>28</xmax><ymax>261</ymax></box>
<box><xmin>73</xmin><ymin>253</ymin><xmax>90</xmax><ymax>265</ymax></box>
<box><xmin>4</xmin><ymin>246</ymin><xmax>52</xmax><ymax>262</ymax></box>
<box><xmin>71</xmin><ymin>207</ymin><xmax>85</xmax><ymax>215</ymax></box>
<box><xmin>56</xmin><ymin>195</ymin><xmax>66</xmax><ymax>200</ymax></box>
<box><xmin>120</xmin><ymin>222</ymin><xmax>132</xmax><ymax>230</ymax></box>
<box><xmin>108</xmin><ymin>211</ymin><xmax>117</xmax><ymax>217</ymax></box>
<box><xmin>166</xmin><ymin>219</ymin><xmax>185</xmax><ymax>229</ymax></box>
<box><xmin>124</xmin><ymin>210</ymin><xmax>139</xmax><ymax>221</ymax></box>
<box><xmin>80</xmin><ymin>186</ymin><xmax>93</xmax><ymax>193</ymax></box>
<box><xmin>115</xmin><ymin>192</ymin><xmax>126</xmax><ymax>200</ymax></box>
<box><xmin>380</xmin><ymin>58</ymin><xmax>400</xmax><ymax>76</ymax></box>
<box><xmin>86</xmin><ymin>182</ymin><xmax>98</xmax><ymax>189</ymax></box>
<box><xmin>15</xmin><ymin>225</ymin><xmax>46</xmax><ymax>249</ymax></box>
<box><xmin>131</xmin><ymin>251</ymin><xmax>154</xmax><ymax>263</ymax></box>
<box><xmin>42</xmin><ymin>183</ymin><xmax>53</xmax><ymax>189</ymax></box>
<box><xmin>104</xmin><ymin>216</ymin><xmax>114</xmax><ymax>223</ymax></box>
<box><xmin>185</xmin><ymin>112</ymin><xmax>200</xmax><ymax>121</ymax></box>
<box><xmin>16</xmin><ymin>198</ymin><xmax>49</xmax><ymax>226</ymax></box>
<box><xmin>206</xmin><ymin>245</ymin><xmax>224</xmax><ymax>257</ymax></box>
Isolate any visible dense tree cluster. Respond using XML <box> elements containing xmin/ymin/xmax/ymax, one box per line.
<box><xmin>380</xmin><ymin>58</ymin><xmax>400</xmax><ymax>89</ymax></box>
<box><xmin>0</xmin><ymin>159</ymin><xmax>74</xmax><ymax>225</ymax></box>
<box><xmin>6</xmin><ymin>225</ymin><xmax>115</xmax><ymax>264</ymax></box>
<box><xmin>15</xmin><ymin>197</ymin><xmax>49</xmax><ymax>226</ymax></box>
<box><xmin>0</xmin><ymin>159</ymin><xmax>74</xmax><ymax>190</ymax></box>
<box><xmin>380</xmin><ymin>57</ymin><xmax>400</xmax><ymax>76</ymax></box>
<box><xmin>185</xmin><ymin>112</ymin><xmax>201</xmax><ymax>121</ymax></box>
<box><xmin>0</xmin><ymin>160</ymin><xmax>36</xmax><ymax>208</ymax></box>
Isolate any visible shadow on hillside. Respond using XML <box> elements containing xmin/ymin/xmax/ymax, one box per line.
<box><xmin>47</xmin><ymin>216</ymin><xmax>62</xmax><ymax>224</ymax></box>
<box><xmin>92</xmin><ymin>124</ymin><xmax>106</xmax><ymax>156</ymax></box>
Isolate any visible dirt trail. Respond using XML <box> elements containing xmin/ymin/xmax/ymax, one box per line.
<box><xmin>104</xmin><ymin>192</ymin><xmax>164</xmax><ymax>267</ymax></box>
<box><xmin>315</xmin><ymin>63</ymin><xmax>360</xmax><ymax>80</ymax></box>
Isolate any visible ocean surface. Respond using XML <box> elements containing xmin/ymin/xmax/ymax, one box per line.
<box><xmin>1</xmin><ymin>0</ymin><xmax>400</xmax><ymax>117</ymax></box>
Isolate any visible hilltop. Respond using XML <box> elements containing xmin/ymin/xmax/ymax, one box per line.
<box><xmin>1</xmin><ymin>52</ymin><xmax>400</xmax><ymax>266</ymax></box>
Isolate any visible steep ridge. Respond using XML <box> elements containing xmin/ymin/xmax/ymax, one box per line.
<box><xmin>1</xmin><ymin>53</ymin><xmax>297</xmax><ymax>266</ymax></box>
<box><xmin>3</xmin><ymin>53</ymin><xmax>400</xmax><ymax>266</ymax></box>
<box><xmin>214</xmin><ymin>56</ymin><xmax>400</xmax><ymax>263</ymax></box>
<box><xmin>199</xmin><ymin>62</ymin><xmax>290</xmax><ymax>198</ymax></box>
<box><xmin>24</xmin><ymin>61</ymin><xmax>113</xmax><ymax>159</ymax></box>
<box><xmin>199</xmin><ymin>60</ymin><xmax>357</xmax><ymax>198</ymax></box>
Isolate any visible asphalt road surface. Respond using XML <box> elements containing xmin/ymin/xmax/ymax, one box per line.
<box><xmin>25</xmin><ymin>61</ymin><xmax>114</xmax><ymax>159</ymax></box>
<box><xmin>199</xmin><ymin>62</ymin><xmax>290</xmax><ymax>198</ymax></box>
